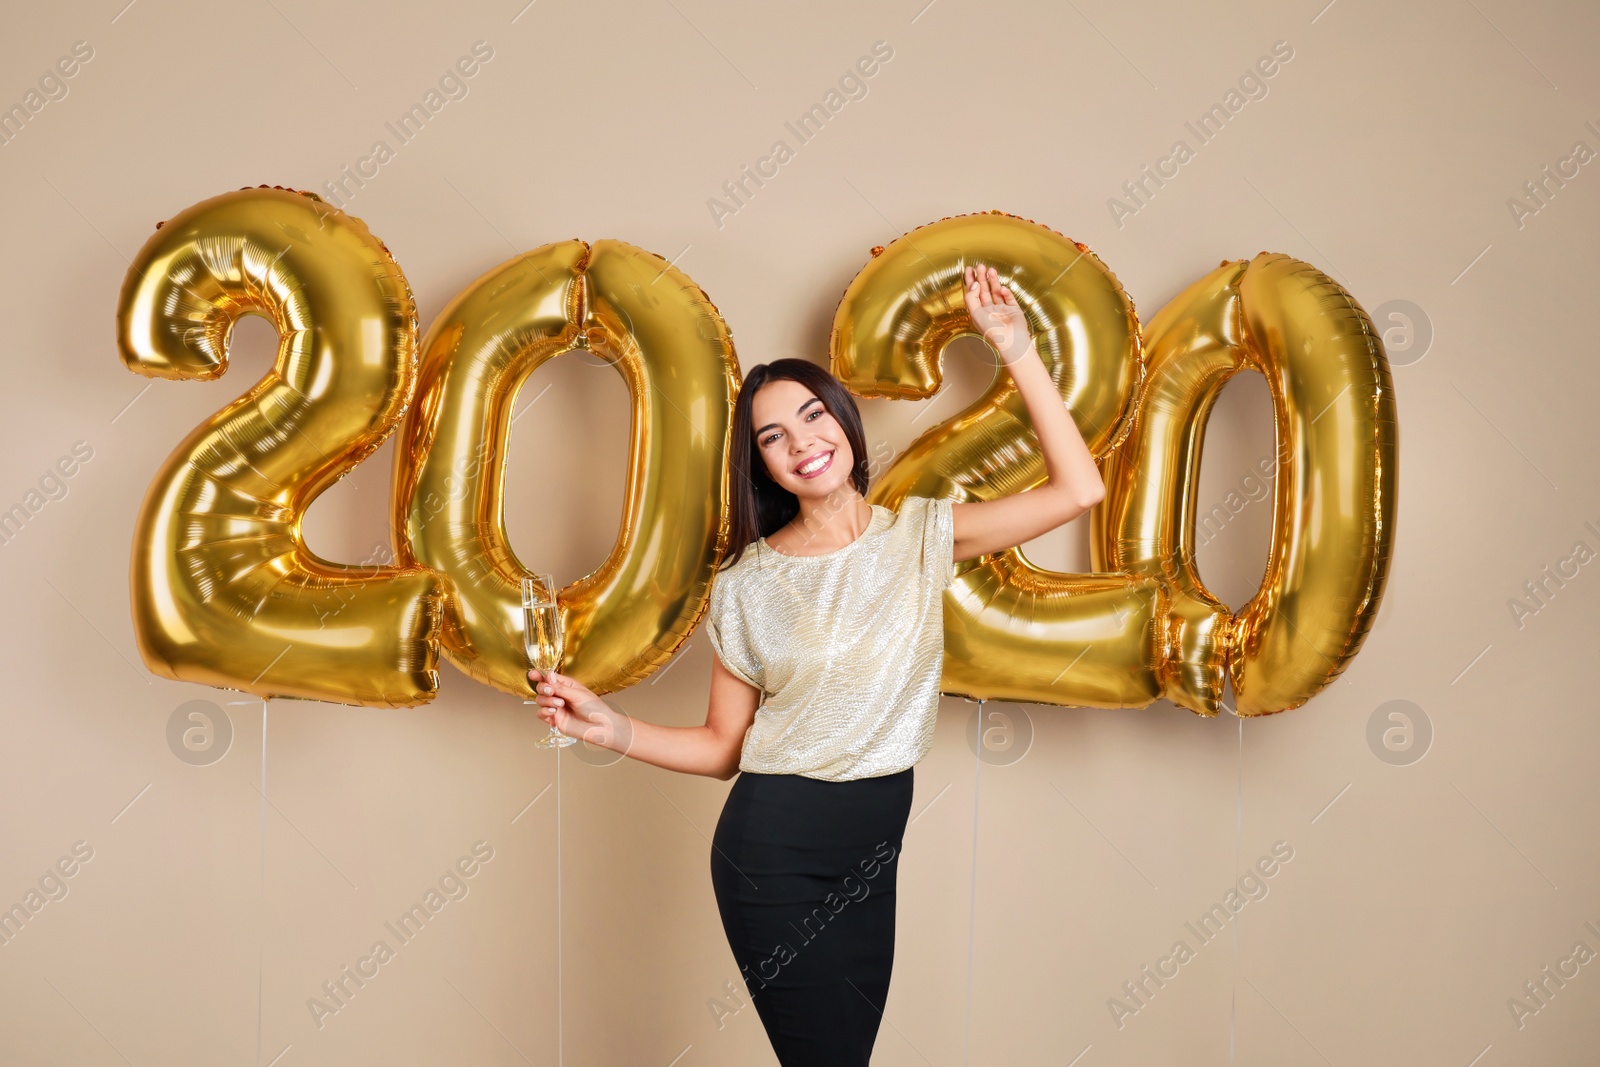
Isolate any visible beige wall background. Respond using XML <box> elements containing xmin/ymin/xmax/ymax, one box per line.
<box><xmin>1</xmin><ymin>0</ymin><xmax>1596</xmax><ymax>1063</ymax></box>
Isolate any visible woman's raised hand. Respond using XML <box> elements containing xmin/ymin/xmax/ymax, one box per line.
<box><xmin>963</xmin><ymin>263</ymin><xmax>1034</xmax><ymax>365</ymax></box>
<box><xmin>527</xmin><ymin>668</ymin><xmax>633</xmax><ymax>753</ymax></box>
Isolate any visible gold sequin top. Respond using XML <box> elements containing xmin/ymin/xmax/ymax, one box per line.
<box><xmin>704</xmin><ymin>495</ymin><xmax>957</xmax><ymax>781</ymax></box>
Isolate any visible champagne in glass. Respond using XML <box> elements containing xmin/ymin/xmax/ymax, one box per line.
<box><xmin>523</xmin><ymin>574</ymin><xmax>576</xmax><ymax>749</ymax></box>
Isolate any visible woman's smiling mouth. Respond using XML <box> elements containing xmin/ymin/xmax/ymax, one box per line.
<box><xmin>793</xmin><ymin>450</ymin><xmax>834</xmax><ymax>478</ymax></box>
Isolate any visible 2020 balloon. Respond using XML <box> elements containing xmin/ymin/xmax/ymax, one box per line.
<box><xmin>116</xmin><ymin>188</ymin><xmax>1396</xmax><ymax>715</ymax></box>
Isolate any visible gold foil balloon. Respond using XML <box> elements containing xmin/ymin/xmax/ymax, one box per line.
<box><xmin>393</xmin><ymin>240</ymin><xmax>740</xmax><ymax>699</ymax></box>
<box><xmin>1093</xmin><ymin>253</ymin><xmax>1397</xmax><ymax>715</ymax></box>
<box><xmin>115</xmin><ymin>186</ymin><xmax>444</xmax><ymax>707</ymax></box>
<box><xmin>1088</xmin><ymin>260</ymin><xmax>1248</xmax><ymax>715</ymax></box>
<box><xmin>831</xmin><ymin>211</ymin><xmax>1171</xmax><ymax>710</ymax></box>
<box><xmin>1230</xmin><ymin>256</ymin><xmax>1396</xmax><ymax>713</ymax></box>
<box><xmin>1095</xmin><ymin>253</ymin><xmax>1396</xmax><ymax>716</ymax></box>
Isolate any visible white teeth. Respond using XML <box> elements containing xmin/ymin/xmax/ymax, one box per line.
<box><xmin>797</xmin><ymin>451</ymin><xmax>831</xmax><ymax>475</ymax></box>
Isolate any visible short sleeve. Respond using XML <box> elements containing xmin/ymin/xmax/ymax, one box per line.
<box><xmin>915</xmin><ymin>495</ymin><xmax>957</xmax><ymax>588</ymax></box>
<box><xmin>704</xmin><ymin>575</ymin><xmax>765</xmax><ymax>691</ymax></box>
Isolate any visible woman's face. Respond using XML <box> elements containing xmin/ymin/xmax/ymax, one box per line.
<box><xmin>751</xmin><ymin>378</ymin><xmax>855</xmax><ymax>499</ymax></box>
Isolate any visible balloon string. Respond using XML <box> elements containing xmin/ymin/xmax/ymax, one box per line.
<box><xmin>557</xmin><ymin>740</ymin><xmax>564</xmax><ymax>1067</ymax></box>
<box><xmin>963</xmin><ymin>698</ymin><xmax>983</xmax><ymax>1067</ymax></box>
<box><xmin>1230</xmin><ymin>711</ymin><xmax>1241</xmax><ymax>1067</ymax></box>
<box><xmin>257</xmin><ymin>699</ymin><xmax>268</xmax><ymax>1067</ymax></box>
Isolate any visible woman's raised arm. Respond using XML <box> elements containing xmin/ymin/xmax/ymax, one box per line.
<box><xmin>948</xmin><ymin>264</ymin><xmax>1107</xmax><ymax>563</ymax></box>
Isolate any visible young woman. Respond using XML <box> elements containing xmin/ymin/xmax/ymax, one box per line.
<box><xmin>527</xmin><ymin>264</ymin><xmax>1105</xmax><ymax>1065</ymax></box>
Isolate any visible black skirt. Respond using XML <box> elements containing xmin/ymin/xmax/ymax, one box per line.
<box><xmin>709</xmin><ymin>766</ymin><xmax>915</xmax><ymax>1066</ymax></box>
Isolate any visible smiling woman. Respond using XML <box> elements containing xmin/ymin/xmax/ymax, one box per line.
<box><xmin>527</xmin><ymin>264</ymin><xmax>1108</xmax><ymax>1065</ymax></box>
<box><xmin>725</xmin><ymin>358</ymin><xmax>876</xmax><ymax>565</ymax></box>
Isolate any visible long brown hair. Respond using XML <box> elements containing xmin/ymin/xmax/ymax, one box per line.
<box><xmin>720</xmin><ymin>358</ymin><xmax>870</xmax><ymax>570</ymax></box>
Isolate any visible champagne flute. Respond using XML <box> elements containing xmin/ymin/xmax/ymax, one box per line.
<box><xmin>522</xmin><ymin>574</ymin><xmax>576</xmax><ymax>749</ymax></box>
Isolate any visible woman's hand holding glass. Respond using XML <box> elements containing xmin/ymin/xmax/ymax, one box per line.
<box><xmin>527</xmin><ymin>668</ymin><xmax>633</xmax><ymax>755</ymax></box>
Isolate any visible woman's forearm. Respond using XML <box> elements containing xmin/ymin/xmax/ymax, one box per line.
<box><xmin>594</xmin><ymin>709</ymin><xmax>740</xmax><ymax>779</ymax></box>
<box><xmin>1005</xmin><ymin>343</ymin><xmax>1106</xmax><ymax>507</ymax></box>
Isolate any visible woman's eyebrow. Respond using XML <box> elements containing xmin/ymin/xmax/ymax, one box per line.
<box><xmin>755</xmin><ymin>397</ymin><xmax>821</xmax><ymax>437</ymax></box>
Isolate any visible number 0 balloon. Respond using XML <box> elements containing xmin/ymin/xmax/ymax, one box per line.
<box><xmin>391</xmin><ymin>240</ymin><xmax>740</xmax><ymax>699</ymax></box>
